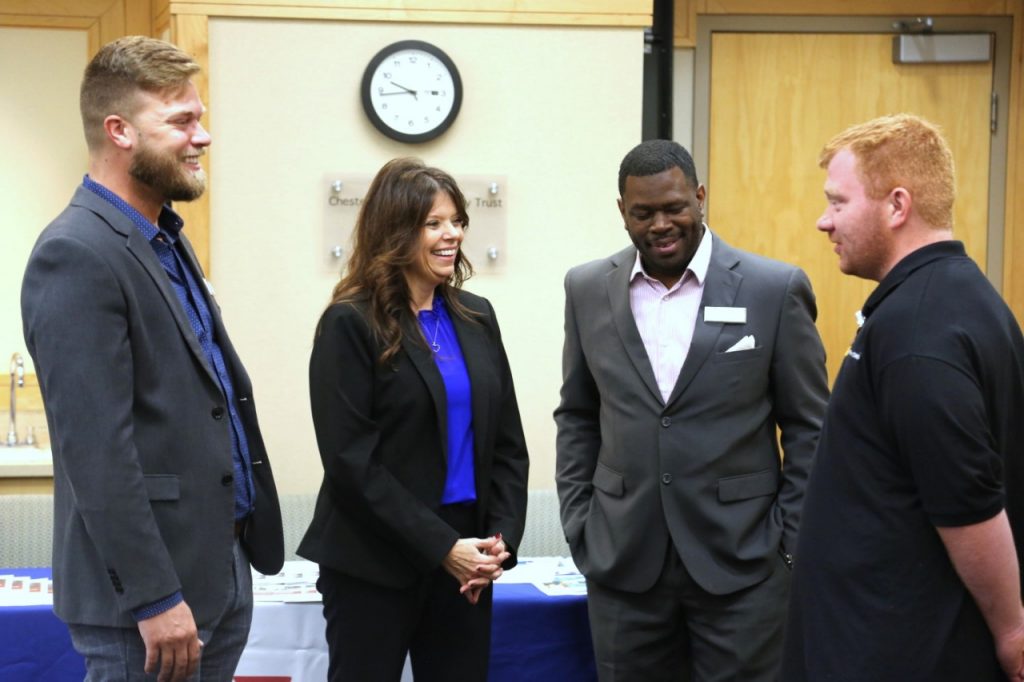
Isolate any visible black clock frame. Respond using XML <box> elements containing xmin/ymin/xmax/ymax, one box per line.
<box><xmin>360</xmin><ymin>40</ymin><xmax>463</xmax><ymax>144</ymax></box>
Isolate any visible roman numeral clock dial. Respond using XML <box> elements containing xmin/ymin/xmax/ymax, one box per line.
<box><xmin>361</xmin><ymin>40</ymin><xmax>463</xmax><ymax>143</ymax></box>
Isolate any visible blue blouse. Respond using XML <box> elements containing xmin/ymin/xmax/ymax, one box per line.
<box><xmin>417</xmin><ymin>296</ymin><xmax>477</xmax><ymax>504</ymax></box>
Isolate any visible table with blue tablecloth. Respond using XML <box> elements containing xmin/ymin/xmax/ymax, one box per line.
<box><xmin>0</xmin><ymin>567</ymin><xmax>596</xmax><ymax>681</ymax></box>
<box><xmin>0</xmin><ymin>568</ymin><xmax>82</xmax><ymax>680</ymax></box>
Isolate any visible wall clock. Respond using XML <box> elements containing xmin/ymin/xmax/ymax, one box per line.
<box><xmin>361</xmin><ymin>40</ymin><xmax>463</xmax><ymax>144</ymax></box>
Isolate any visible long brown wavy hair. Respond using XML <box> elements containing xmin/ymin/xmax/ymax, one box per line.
<box><xmin>328</xmin><ymin>157</ymin><xmax>476</xmax><ymax>363</ymax></box>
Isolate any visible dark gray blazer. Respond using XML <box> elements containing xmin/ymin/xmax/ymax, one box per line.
<box><xmin>555</xmin><ymin>235</ymin><xmax>829</xmax><ymax>595</ymax></box>
<box><xmin>21</xmin><ymin>185</ymin><xmax>284</xmax><ymax>628</ymax></box>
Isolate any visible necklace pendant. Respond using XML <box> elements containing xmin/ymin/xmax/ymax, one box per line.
<box><xmin>430</xmin><ymin>341</ymin><xmax>441</xmax><ymax>353</ymax></box>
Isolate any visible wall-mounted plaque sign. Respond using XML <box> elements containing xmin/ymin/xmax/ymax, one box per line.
<box><xmin>323</xmin><ymin>173</ymin><xmax>508</xmax><ymax>275</ymax></box>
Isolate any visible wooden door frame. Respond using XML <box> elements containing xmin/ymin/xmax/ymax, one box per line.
<box><xmin>2</xmin><ymin>0</ymin><xmax>167</xmax><ymax>407</ymax></box>
<box><xmin>0</xmin><ymin>1</ymin><xmax>165</xmax><ymax>53</ymax></box>
<box><xmin>679</xmin><ymin>0</ymin><xmax>1024</xmax><ymax>320</ymax></box>
<box><xmin>694</xmin><ymin>15</ymin><xmax>1012</xmax><ymax>291</ymax></box>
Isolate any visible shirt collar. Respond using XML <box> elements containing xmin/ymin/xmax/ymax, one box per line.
<box><xmin>82</xmin><ymin>174</ymin><xmax>185</xmax><ymax>244</ymax></box>
<box><xmin>862</xmin><ymin>240</ymin><xmax>967</xmax><ymax>319</ymax></box>
<box><xmin>630</xmin><ymin>224</ymin><xmax>713</xmax><ymax>288</ymax></box>
<box><xmin>416</xmin><ymin>293</ymin><xmax>449</xmax><ymax>319</ymax></box>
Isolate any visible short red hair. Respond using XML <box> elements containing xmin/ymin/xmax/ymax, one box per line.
<box><xmin>820</xmin><ymin>114</ymin><xmax>955</xmax><ymax>229</ymax></box>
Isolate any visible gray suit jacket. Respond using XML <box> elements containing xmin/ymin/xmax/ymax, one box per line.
<box><xmin>555</xmin><ymin>234</ymin><xmax>828</xmax><ymax>595</ymax></box>
<box><xmin>21</xmin><ymin>185</ymin><xmax>284</xmax><ymax>628</ymax></box>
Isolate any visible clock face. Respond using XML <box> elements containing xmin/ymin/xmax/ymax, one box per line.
<box><xmin>361</xmin><ymin>40</ymin><xmax>462</xmax><ymax>144</ymax></box>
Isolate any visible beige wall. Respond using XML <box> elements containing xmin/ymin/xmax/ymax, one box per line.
<box><xmin>673</xmin><ymin>47</ymin><xmax>694</xmax><ymax>153</ymax></box>
<box><xmin>0</xmin><ymin>27</ymin><xmax>89</xmax><ymax>372</ymax></box>
<box><xmin>207</xmin><ymin>18</ymin><xmax>645</xmax><ymax>493</ymax></box>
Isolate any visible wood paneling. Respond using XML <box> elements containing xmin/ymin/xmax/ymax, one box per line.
<box><xmin>154</xmin><ymin>0</ymin><xmax>171</xmax><ymax>34</ymax></box>
<box><xmin>683</xmin><ymin>0</ymin><xmax>1024</xmax><ymax>332</ymax></box>
<box><xmin>1</xmin><ymin>1</ymin><xmax>163</xmax><ymax>55</ymax></box>
<box><xmin>0</xmin><ymin>479</ymin><xmax>53</xmax><ymax>494</ymax></box>
<box><xmin>697</xmin><ymin>0</ymin><xmax>1008</xmax><ymax>14</ymax></box>
<box><xmin>2</xmin><ymin>0</ymin><xmax>121</xmax><ymax>17</ymax></box>
<box><xmin>125</xmin><ymin>0</ymin><xmax>153</xmax><ymax>35</ymax></box>
<box><xmin>169</xmin><ymin>0</ymin><xmax>652</xmax><ymax>26</ymax></box>
<box><xmin>1004</xmin><ymin>2</ymin><xmax>1024</xmax><ymax>323</ymax></box>
<box><xmin>709</xmin><ymin>32</ymin><xmax>993</xmax><ymax>383</ymax></box>
<box><xmin>675</xmin><ymin>0</ymin><xmax>696</xmax><ymax>46</ymax></box>
<box><xmin>169</xmin><ymin>12</ymin><xmax>211</xmax><ymax>273</ymax></box>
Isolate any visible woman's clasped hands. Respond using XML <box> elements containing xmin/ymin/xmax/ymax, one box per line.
<box><xmin>442</xmin><ymin>534</ymin><xmax>510</xmax><ymax>605</ymax></box>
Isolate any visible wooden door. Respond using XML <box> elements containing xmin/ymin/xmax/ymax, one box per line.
<box><xmin>707</xmin><ymin>33</ymin><xmax>992</xmax><ymax>382</ymax></box>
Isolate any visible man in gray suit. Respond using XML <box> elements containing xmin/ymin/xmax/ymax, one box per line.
<box><xmin>21</xmin><ymin>36</ymin><xmax>283</xmax><ymax>681</ymax></box>
<box><xmin>555</xmin><ymin>139</ymin><xmax>829</xmax><ymax>681</ymax></box>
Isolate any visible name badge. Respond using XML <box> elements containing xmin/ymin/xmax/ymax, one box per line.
<box><xmin>704</xmin><ymin>306</ymin><xmax>746</xmax><ymax>324</ymax></box>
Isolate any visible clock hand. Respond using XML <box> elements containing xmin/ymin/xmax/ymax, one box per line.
<box><xmin>390</xmin><ymin>81</ymin><xmax>419</xmax><ymax>100</ymax></box>
<box><xmin>379</xmin><ymin>91</ymin><xmax>415</xmax><ymax>96</ymax></box>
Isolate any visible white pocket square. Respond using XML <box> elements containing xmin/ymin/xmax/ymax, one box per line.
<box><xmin>724</xmin><ymin>335</ymin><xmax>756</xmax><ymax>353</ymax></box>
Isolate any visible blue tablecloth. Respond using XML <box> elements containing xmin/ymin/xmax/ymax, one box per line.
<box><xmin>491</xmin><ymin>583</ymin><xmax>597</xmax><ymax>682</ymax></box>
<box><xmin>0</xmin><ymin>568</ymin><xmax>84</xmax><ymax>680</ymax></box>
<box><xmin>0</xmin><ymin>568</ymin><xmax>596</xmax><ymax>682</ymax></box>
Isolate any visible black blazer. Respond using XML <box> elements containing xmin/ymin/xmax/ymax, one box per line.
<box><xmin>298</xmin><ymin>290</ymin><xmax>529</xmax><ymax>588</ymax></box>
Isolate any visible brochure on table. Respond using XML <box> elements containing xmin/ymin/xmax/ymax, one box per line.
<box><xmin>0</xmin><ymin>556</ymin><xmax>586</xmax><ymax>607</ymax></box>
<box><xmin>0</xmin><ymin>573</ymin><xmax>54</xmax><ymax>606</ymax></box>
<box><xmin>251</xmin><ymin>556</ymin><xmax>586</xmax><ymax>603</ymax></box>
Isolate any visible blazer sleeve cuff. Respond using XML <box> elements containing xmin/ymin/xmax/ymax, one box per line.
<box><xmin>131</xmin><ymin>591</ymin><xmax>184</xmax><ymax>622</ymax></box>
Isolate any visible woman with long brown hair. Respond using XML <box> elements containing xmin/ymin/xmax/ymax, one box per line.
<box><xmin>298</xmin><ymin>157</ymin><xmax>529</xmax><ymax>681</ymax></box>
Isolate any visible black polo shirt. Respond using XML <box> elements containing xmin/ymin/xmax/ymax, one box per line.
<box><xmin>781</xmin><ymin>241</ymin><xmax>1024</xmax><ymax>681</ymax></box>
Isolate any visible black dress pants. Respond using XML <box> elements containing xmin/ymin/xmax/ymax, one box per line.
<box><xmin>318</xmin><ymin>503</ymin><xmax>492</xmax><ymax>682</ymax></box>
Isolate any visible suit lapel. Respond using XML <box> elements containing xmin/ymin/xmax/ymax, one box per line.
<box><xmin>606</xmin><ymin>249</ymin><xmax>663</xmax><ymax>405</ymax></box>
<box><xmin>451</xmin><ymin>305</ymin><xmax>491</xmax><ymax>473</ymax></box>
<box><xmin>176</xmin><ymin>236</ymin><xmax>240</xmax><ymax>391</ymax></box>
<box><xmin>666</xmin><ymin>237</ymin><xmax>742</xmax><ymax>406</ymax></box>
<box><xmin>401</xmin><ymin>317</ymin><xmax>449</xmax><ymax>462</ymax></box>
<box><xmin>126</xmin><ymin>231</ymin><xmax>223</xmax><ymax>390</ymax></box>
<box><xmin>76</xmin><ymin>189</ymin><xmax>221</xmax><ymax>390</ymax></box>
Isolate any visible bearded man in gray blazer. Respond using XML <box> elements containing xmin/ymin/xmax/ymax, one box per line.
<box><xmin>555</xmin><ymin>139</ymin><xmax>829</xmax><ymax>682</ymax></box>
<box><xmin>21</xmin><ymin>36</ymin><xmax>283</xmax><ymax>681</ymax></box>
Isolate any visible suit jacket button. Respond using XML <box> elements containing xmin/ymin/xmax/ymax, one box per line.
<box><xmin>212</xmin><ymin>406</ymin><xmax>225</xmax><ymax>420</ymax></box>
<box><xmin>660</xmin><ymin>416</ymin><xmax>671</xmax><ymax>427</ymax></box>
<box><xmin>221</xmin><ymin>474</ymin><xmax>233</xmax><ymax>486</ymax></box>
<box><xmin>661</xmin><ymin>473</ymin><xmax>672</xmax><ymax>484</ymax></box>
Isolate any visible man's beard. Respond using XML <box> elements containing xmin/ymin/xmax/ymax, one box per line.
<box><xmin>129</xmin><ymin>140</ymin><xmax>206</xmax><ymax>202</ymax></box>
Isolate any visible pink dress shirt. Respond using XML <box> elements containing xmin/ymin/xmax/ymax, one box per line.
<box><xmin>628</xmin><ymin>227</ymin><xmax>712</xmax><ymax>403</ymax></box>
